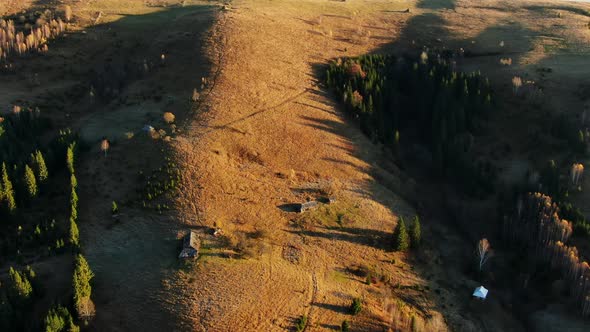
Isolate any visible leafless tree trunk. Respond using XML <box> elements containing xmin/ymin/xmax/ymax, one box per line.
<box><xmin>477</xmin><ymin>238</ymin><xmax>492</xmax><ymax>272</ymax></box>
<box><xmin>101</xmin><ymin>139</ymin><xmax>109</xmax><ymax>157</ymax></box>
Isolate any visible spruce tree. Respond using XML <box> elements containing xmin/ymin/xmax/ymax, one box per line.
<box><xmin>72</xmin><ymin>254</ymin><xmax>94</xmax><ymax>318</ymax></box>
<box><xmin>44</xmin><ymin>305</ymin><xmax>79</xmax><ymax>332</ymax></box>
<box><xmin>69</xmin><ymin>217</ymin><xmax>79</xmax><ymax>248</ymax></box>
<box><xmin>410</xmin><ymin>215</ymin><xmax>421</xmax><ymax>248</ymax></box>
<box><xmin>350</xmin><ymin>298</ymin><xmax>362</xmax><ymax>315</ymax></box>
<box><xmin>70</xmin><ymin>187</ymin><xmax>78</xmax><ymax>209</ymax></box>
<box><xmin>24</xmin><ymin>165</ymin><xmax>38</xmax><ymax>198</ymax></box>
<box><xmin>393</xmin><ymin>217</ymin><xmax>409</xmax><ymax>251</ymax></box>
<box><xmin>34</xmin><ymin>150</ymin><xmax>49</xmax><ymax>182</ymax></box>
<box><xmin>70</xmin><ymin>174</ymin><xmax>77</xmax><ymax>189</ymax></box>
<box><xmin>66</xmin><ymin>144</ymin><xmax>75</xmax><ymax>174</ymax></box>
<box><xmin>8</xmin><ymin>267</ymin><xmax>32</xmax><ymax>302</ymax></box>
<box><xmin>341</xmin><ymin>320</ymin><xmax>350</xmax><ymax>332</ymax></box>
<box><xmin>2</xmin><ymin>163</ymin><xmax>16</xmax><ymax>212</ymax></box>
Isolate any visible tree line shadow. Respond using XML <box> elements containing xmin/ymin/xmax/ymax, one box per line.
<box><xmin>301</xmin><ymin>1</ymin><xmax>549</xmax><ymax>330</ymax></box>
<box><xmin>288</xmin><ymin>226</ymin><xmax>392</xmax><ymax>251</ymax></box>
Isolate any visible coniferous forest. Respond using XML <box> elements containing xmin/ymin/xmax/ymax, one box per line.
<box><xmin>326</xmin><ymin>52</ymin><xmax>590</xmax><ymax>318</ymax></box>
<box><xmin>325</xmin><ymin>52</ymin><xmax>496</xmax><ymax>196</ymax></box>
<box><xmin>0</xmin><ymin>107</ymin><xmax>92</xmax><ymax>331</ymax></box>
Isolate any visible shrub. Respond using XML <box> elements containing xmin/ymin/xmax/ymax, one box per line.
<box><xmin>350</xmin><ymin>298</ymin><xmax>362</xmax><ymax>315</ymax></box>
<box><xmin>111</xmin><ymin>201</ymin><xmax>118</xmax><ymax>215</ymax></box>
<box><xmin>393</xmin><ymin>217</ymin><xmax>409</xmax><ymax>251</ymax></box>
<box><xmin>295</xmin><ymin>315</ymin><xmax>307</xmax><ymax>332</ymax></box>
<box><xmin>163</xmin><ymin>112</ymin><xmax>175</xmax><ymax>124</ymax></box>
<box><xmin>341</xmin><ymin>320</ymin><xmax>350</xmax><ymax>332</ymax></box>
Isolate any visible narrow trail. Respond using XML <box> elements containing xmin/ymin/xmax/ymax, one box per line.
<box><xmin>303</xmin><ymin>272</ymin><xmax>320</xmax><ymax>331</ymax></box>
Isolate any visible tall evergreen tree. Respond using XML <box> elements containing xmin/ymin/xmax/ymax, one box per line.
<box><xmin>44</xmin><ymin>305</ymin><xmax>79</xmax><ymax>332</ymax></box>
<box><xmin>410</xmin><ymin>215</ymin><xmax>421</xmax><ymax>248</ymax></box>
<box><xmin>393</xmin><ymin>217</ymin><xmax>409</xmax><ymax>251</ymax></box>
<box><xmin>33</xmin><ymin>150</ymin><xmax>49</xmax><ymax>182</ymax></box>
<box><xmin>24</xmin><ymin>165</ymin><xmax>38</xmax><ymax>198</ymax></box>
<box><xmin>2</xmin><ymin>163</ymin><xmax>16</xmax><ymax>212</ymax></box>
<box><xmin>70</xmin><ymin>187</ymin><xmax>78</xmax><ymax>210</ymax></box>
<box><xmin>8</xmin><ymin>267</ymin><xmax>32</xmax><ymax>302</ymax></box>
<box><xmin>66</xmin><ymin>144</ymin><xmax>75</xmax><ymax>174</ymax></box>
<box><xmin>70</xmin><ymin>174</ymin><xmax>77</xmax><ymax>189</ymax></box>
<box><xmin>69</xmin><ymin>217</ymin><xmax>79</xmax><ymax>248</ymax></box>
<box><xmin>72</xmin><ymin>254</ymin><xmax>94</xmax><ymax>319</ymax></box>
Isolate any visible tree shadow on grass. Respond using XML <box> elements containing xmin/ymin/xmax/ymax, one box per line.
<box><xmin>288</xmin><ymin>226</ymin><xmax>392</xmax><ymax>251</ymax></box>
<box><xmin>68</xmin><ymin>4</ymin><xmax>217</xmax><ymax>332</ymax></box>
<box><xmin>307</xmin><ymin>2</ymin><xmax>547</xmax><ymax>330</ymax></box>
<box><xmin>416</xmin><ymin>0</ymin><xmax>456</xmax><ymax>10</ymax></box>
<box><xmin>313</xmin><ymin>302</ymin><xmax>350</xmax><ymax>314</ymax></box>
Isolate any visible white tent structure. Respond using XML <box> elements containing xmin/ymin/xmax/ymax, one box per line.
<box><xmin>472</xmin><ymin>286</ymin><xmax>488</xmax><ymax>300</ymax></box>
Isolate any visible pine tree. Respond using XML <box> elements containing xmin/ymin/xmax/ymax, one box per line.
<box><xmin>350</xmin><ymin>298</ymin><xmax>362</xmax><ymax>315</ymax></box>
<box><xmin>410</xmin><ymin>215</ymin><xmax>421</xmax><ymax>248</ymax></box>
<box><xmin>45</xmin><ymin>305</ymin><xmax>79</xmax><ymax>332</ymax></box>
<box><xmin>393</xmin><ymin>217</ymin><xmax>409</xmax><ymax>251</ymax></box>
<box><xmin>69</xmin><ymin>217</ymin><xmax>79</xmax><ymax>248</ymax></box>
<box><xmin>70</xmin><ymin>187</ymin><xmax>78</xmax><ymax>209</ymax></box>
<box><xmin>341</xmin><ymin>320</ymin><xmax>350</xmax><ymax>332</ymax></box>
<box><xmin>70</xmin><ymin>174</ymin><xmax>77</xmax><ymax>189</ymax></box>
<box><xmin>8</xmin><ymin>267</ymin><xmax>32</xmax><ymax>302</ymax></box>
<box><xmin>34</xmin><ymin>150</ymin><xmax>49</xmax><ymax>182</ymax></box>
<box><xmin>2</xmin><ymin>163</ymin><xmax>16</xmax><ymax>212</ymax></box>
<box><xmin>66</xmin><ymin>143</ymin><xmax>75</xmax><ymax>174</ymax></box>
<box><xmin>72</xmin><ymin>254</ymin><xmax>94</xmax><ymax>318</ymax></box>
<box><xmin>24</xmin><ymin>165</ymin><xmax>38</xmax><ymax>198</ymax></box>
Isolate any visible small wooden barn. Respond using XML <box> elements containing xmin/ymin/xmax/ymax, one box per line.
<box><xmin>179</xmin><ymin>230</ymin><xmax>200</xmax><ymax>259</ymax></box>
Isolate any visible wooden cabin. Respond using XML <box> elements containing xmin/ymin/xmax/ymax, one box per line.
<box><xmin>179</xmin><ymin>230</ymin><xmax>200</xmax><ymax>259</ymax></box>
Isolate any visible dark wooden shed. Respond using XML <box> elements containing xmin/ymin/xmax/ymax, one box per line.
<box><xmin>179</xmin><ymin>230</ymin><xmax>200</xmax><ymax>259</ymax></box>
<box><xmin>297</xmin><ymin>201</ymin><xmax>319</xmax><ymax>213</ymax></box>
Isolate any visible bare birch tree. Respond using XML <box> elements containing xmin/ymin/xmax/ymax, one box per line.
<box><xmin>477</xmin><ymin>238</ymin><xmax>492</xmax><ymax>272</ymax></box>
<box><xmin>100</xmin><ymin>139</ymin><xmax>109</xmax><ymax>157</ymax></box>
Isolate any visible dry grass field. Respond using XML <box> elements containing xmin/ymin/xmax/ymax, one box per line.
<box><xmin>1</xmin><ymin>0</ymin><xmax>590</xmax><ymax>331</ymax></box>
